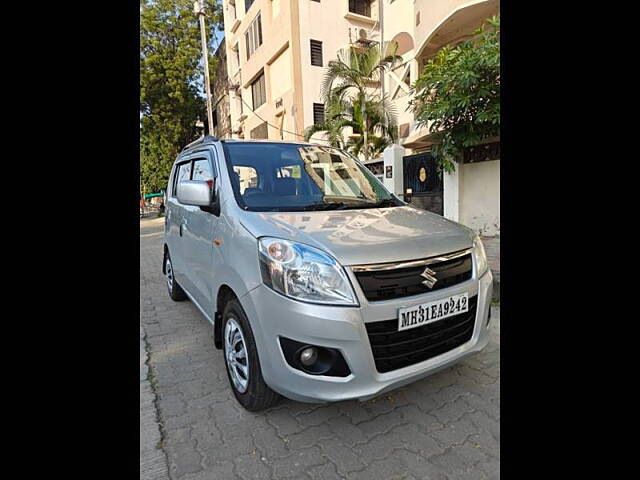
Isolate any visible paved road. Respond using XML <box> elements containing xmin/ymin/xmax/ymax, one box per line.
<box><xmin>140</xmin><ymin>216</ymin><xmax>500</xmax><ymax>480</ymax></box>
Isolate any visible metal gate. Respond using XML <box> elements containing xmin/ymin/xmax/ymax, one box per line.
<box><xmin>403</xmin><ymin>153</ymin><xmax>443</xmax><ymax>215</ymax></box>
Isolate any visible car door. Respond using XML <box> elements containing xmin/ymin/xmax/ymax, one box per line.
<box><xmin>166</xmin><ymin>158</ymin><xmax>193</xmax><ymax>290</ymax></box>
<box><xmin>181</xmin><ymin>149</ymin><xmax>220</xmax><ymax>313</ymax></box>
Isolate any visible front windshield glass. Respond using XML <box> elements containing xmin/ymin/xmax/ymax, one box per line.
<box><xmin>222</xmin><ymin>142</ymin><xmax>402</xmax><ymax>211</ymax></box>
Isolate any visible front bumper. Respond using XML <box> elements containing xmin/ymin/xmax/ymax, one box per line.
<box><xmin>240</xmin><ymin>269</ymin><xmax>493</xmax><ymax>403</ymax></box>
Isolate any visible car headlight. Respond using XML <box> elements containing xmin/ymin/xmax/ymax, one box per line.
<box><xmin>258</xmin><ymin>237</ymin><xmax>357</xmax><ymax>306</ymax></box>
<box><xmin>473</xmin><ymin>236</ymin><xmax>488</xmax><ymax>277</ymax></box>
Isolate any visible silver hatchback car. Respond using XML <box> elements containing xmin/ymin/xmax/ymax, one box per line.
<box><xmin>163</xmin><ymin>137</ymin><xmax>493</xmax><ymax>411</ymax></box>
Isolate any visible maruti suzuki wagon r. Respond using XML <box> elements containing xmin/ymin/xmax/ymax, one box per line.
<box><xmin>163</xmin><ymin>136</ymin><xmax>493</xmax><ymax>411</ymax></box>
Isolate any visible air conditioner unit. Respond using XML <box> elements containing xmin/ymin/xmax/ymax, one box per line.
<box><xmin>355</xmin><ymin>28</ymin><xmax>376</xmax><ymax>46</ymax></box>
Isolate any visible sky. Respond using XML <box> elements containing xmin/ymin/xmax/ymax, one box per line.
<box><xmin>213</xmin><ymin>28</ymin><xmax>224</xmax><ymax>52</ymax></box>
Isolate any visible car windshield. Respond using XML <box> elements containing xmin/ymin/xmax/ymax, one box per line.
<box><xmin>222</xmin><ymin>142</ymin><xmax>401</xmax><ymax>212</ymax></box>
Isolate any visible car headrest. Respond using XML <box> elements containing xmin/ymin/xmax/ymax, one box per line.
<box><xmin>243</xmin><ymin>187</ymin><xmax>262</xmax><ymax>196</ymax></box>
<box><xmin>274</xmin><ymin>177</ymin><xmax>296</xmax><ymax>195</ymax></box>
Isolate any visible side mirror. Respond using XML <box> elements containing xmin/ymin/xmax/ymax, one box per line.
<box><xmin>177</xmin><ymin>180</ymin><xmax>213</xmax><ymax>206</ymax></box>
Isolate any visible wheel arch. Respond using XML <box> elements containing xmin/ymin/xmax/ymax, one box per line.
<box><xmin>214</xmin><ymin>284</ymin><xmax>238</xmax><ymax>349</ymax></box>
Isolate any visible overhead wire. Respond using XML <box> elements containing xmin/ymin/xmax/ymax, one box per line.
<box><xmin>237</xmin><ymin>95</ymin><xmax>308</xmax><ymax>140</ymax></box>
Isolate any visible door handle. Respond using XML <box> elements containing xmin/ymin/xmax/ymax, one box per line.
<box><xmin>179</xmin><ymin>220</ymin><xmax>187</xmax><ymax>237</ymax></box>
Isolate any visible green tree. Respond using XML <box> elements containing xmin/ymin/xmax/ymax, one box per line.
<box><xmin>140</xmin><ymin>0</ymin><xmax>223</xmax><ymax>192</ymax></box>
<box><xmin>304</xmin><ymin>92</ymin><xmax>398</xmax><ymax>159</ymax></box>
<box><xmin>345</xmin><ymin>95</ymin><xmax>398</xmax><ymax>158</ymax></box>
<box><xmin>304</xmin><ymin>94</ymin><xmax>355</xmax><ymax>149</ymax></box>
<box><xmin>319</xmin><ymin>42</ymin><xmax>401</xmax><ymax>161</ymax></box>
<box><xmin>410</xmin><ymin>15</ymin><xmax>500</xmax><ymax>172</ymax></box>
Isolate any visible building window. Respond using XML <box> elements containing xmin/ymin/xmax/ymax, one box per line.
<box><xmin>244</xmin><ymin>12</ymin><xmax>262</xmax><ymax>60</ymax></box>
<box><xmin>251</xmin><ymin>71</ymin><xmax>266</xmax><ymax>109</ymax></box>
<box><xmin>245</xmin><ymin>0</ymin><xmax>254</xmax><ymax>12</ymax></box>
<box><xmin>310</xmin><ymin>40</ymin><xmax>323</xmax><ymax>66</ymax></box>
<box><xmin>313</xmin><ymin>103</ymin><xmax>325</xmax><ymax>125</ymax></box>
<box><xmin>349</xmin><ymin>0</ymin><xmax>371</xmax><ymax>17</ymax></box>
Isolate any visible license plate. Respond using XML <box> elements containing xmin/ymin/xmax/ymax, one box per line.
<box><xmin>398</xmin><ymin>293</ymin><xmax>469</xmax><ymax>331</ymax></box>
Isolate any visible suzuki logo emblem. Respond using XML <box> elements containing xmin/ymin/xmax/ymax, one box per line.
<box><xmin>420</xmin><ymin>267</ymin><xmax>438</xmax><ymax>288</ymax></box>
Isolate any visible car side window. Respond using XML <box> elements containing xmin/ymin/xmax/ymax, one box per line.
<box><xmin>192</xmin><ymin>158</ymin><xmax>213</xmax><ymax>181</ymax></box>
<box><xmin>173</xmin><ymin>161</ymin><xmax>192</xmax><ymax>197</ymax></box>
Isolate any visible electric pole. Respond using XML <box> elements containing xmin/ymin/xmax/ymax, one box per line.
<box><xmin>194</xmin><ymin>0</ymin><xmax>214</xmax><ymax>136</ymax></box>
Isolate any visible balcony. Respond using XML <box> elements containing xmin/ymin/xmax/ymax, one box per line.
<box><xmin>401</xmin><ymin>121</ymin><xmax>436</xmax><ymax>149</ymax></box>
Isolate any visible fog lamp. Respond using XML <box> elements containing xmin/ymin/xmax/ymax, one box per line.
<box><xmin>299</xmin><ymin>347</ymin><xmax>318</xmax><ymax>366</ymax></box>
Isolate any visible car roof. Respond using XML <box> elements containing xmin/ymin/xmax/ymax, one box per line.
<box><xmin>222</xmin><ymin>138</ymin><xmax>313</xmax><ymax>146</ymax></box>
<box><xmin>180</xmin><ymin>136</ymin><xmax>318</xmax><ymax>156</ymax></box>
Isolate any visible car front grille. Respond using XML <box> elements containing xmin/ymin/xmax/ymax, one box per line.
<box><xmin>365</xmin><ymin>295</ymin><xmax>478</xmax><ymax>373</ymax></box>
<box><xmin>352</xmin><ymin>250</ymin><xmax>473</xmax><ymax>302</ymax></box>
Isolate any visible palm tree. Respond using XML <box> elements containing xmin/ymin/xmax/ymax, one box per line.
<box><xmin>345</xmin><ymin>94</ymin><xmax>398</xmax><ymax>158</ymax></box>
<box><xmin>303</xmin><ymin>95</ymin><xmax>357</xmax><ymax>148</ymax></box>
<box><xmin>304</xmin><ymin>93</ymin><xmax>398</xmax><ymax>159</ymax></box>
<box><xmin>320</xmin><ymin>41</ymin><xmax>402</xmax><ymax>161</ymax></box>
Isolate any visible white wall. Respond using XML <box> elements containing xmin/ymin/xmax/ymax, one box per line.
<box><xmin>459</xmin><ymin>159</ymin><xmax>500</xmax><ymax>236</ymax></box>
<box><xmin>443</xmin><ymin>165</ymin><xmax>460</xmax><ymax>222</ymax></box>
<box><xmin>383</xmin><ymin>144</ymin><xmax>405</xmax><ymax>195</ymax></box>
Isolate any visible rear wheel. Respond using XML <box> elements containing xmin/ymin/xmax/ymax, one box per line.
<box><xmin>222</xmin><ymin>299</ymin><xmax>280</xmax><ymax>411</ymax></box>
<box><xmin>165</xmin><ymin>252</ymin><xmax>187</xmax><ymax>301</ymax></box>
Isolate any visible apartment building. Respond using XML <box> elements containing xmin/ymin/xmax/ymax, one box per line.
<box><xmin>221</xmin><ymin>0</ymin><xmax>382</xmax><ymax>141</ymax></box>
<box><xmin>220</xmin><ymin>0</ymin><xmax>500</xmax><ymax>235</ymax></box>
<box><xmin>211</xmin><ymin>38</ymin><xmax>232</xmax><ymax>139</ymax></box>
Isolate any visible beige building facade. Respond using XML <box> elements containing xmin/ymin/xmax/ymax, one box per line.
<box><xmin>211</xmin><ymin>38</ymin><xmax>232</xmax><ymax>139</ymax></box>
<box><xmin>222</xmin><ymin>0</ymin><xmax>384</xmax><ymax>141</ymax></box>
<box><xmin>220</xmin><ymin>0</ymin><xmax>500</xmax><ymax>235</ymax></box>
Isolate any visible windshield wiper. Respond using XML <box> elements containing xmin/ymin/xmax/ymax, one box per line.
<box><xmin>368</xmin><ymin>198</ymin><xmax>399</xmax><ymax>208</ymax></box>
<box><xmin>300</xmin><ymin>202</ymin><xmax>347</xmax><ymax>211</ymax></box>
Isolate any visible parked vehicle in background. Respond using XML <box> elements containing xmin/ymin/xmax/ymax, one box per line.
<box><xmin>163</xmin><ymin>136</ymin><xmax>493</xmax><ymax>411</ymax></box>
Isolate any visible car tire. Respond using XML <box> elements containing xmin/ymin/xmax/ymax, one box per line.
<box><xmin>222</xmin><ymin>299</ymin><xmax>280</xmax><ymax>411</ymax></box>
<box><xmin>164</xmin><ymin>252</ymin><xmax>187</xmax><ymax>301</ymax></box>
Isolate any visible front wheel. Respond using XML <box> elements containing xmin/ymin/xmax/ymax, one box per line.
<box><xmin>222</xmin><ymin>299</ymin><xmax>280</xmax><ymax>411</ymax></box>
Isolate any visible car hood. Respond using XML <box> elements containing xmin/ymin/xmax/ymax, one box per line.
<box><xmin>240</xmin><ymin>206</ymin><xmax>475</xmax><ymax>266</ymax></box>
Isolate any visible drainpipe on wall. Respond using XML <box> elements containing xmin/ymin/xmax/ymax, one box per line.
<box><xmin>379</xmin><ymin>0</ymin><xmax>384</xmax><ymax>102</ymax></box>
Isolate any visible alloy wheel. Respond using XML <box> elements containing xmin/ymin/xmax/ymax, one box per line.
<box><xmin>224</xmin><ymin>317</ymin><xmax>249</xmax><ymax>393</ymax></box>
<box><xmin>165</xmin><ymin>257</ymin><xmax>174</xmax><ymax>292</ymax></box>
